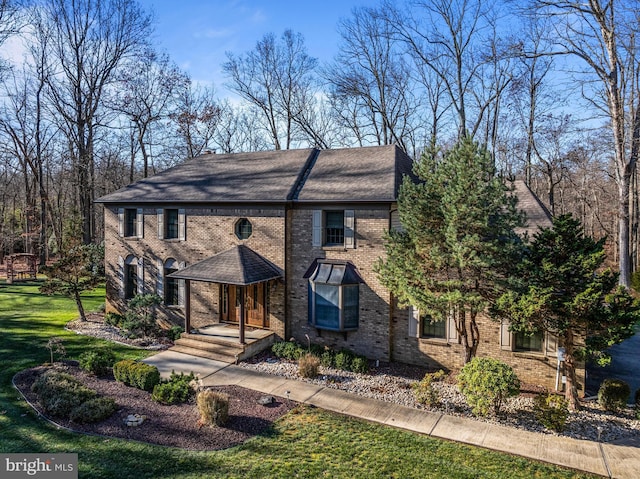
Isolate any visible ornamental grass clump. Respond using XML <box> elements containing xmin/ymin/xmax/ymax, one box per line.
<box><xmin>298</xmin><ymin>353</ymin><xmax>320</xmax><ymax>378</ymax></box>
<box><xmin>457</xmin><ymin>357</ymin><xmax>520</xmax><ymax>416</ymax></box>
<box><xmin>197</xmin><ymin>389</ymin><xmax>230</xmax><ymax>427</ymax></box>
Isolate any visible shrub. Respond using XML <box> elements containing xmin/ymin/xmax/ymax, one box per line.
<box><xmin>69</xmin><ymin>397</ymin><xmax>117</xmax><ymax>424</ymax></box>
<box><xmin>31</xmin><ymin>370</ymin><xmax>96</xmax><ymax>417</ymax></box>
<box><xmin>121</xmin><ymin>293</ymin><xmax>162</xmax><ymax>338</ymax></box>
<box><xmin>598</xmin><ymin>379</ymin><xmax>630</xmax><ymax>412</ymax></box>
<box><xmin>350</xmin><ymin>356</ymin><xmax>369</xmax><ymax>374</ymax></box>
<box><xmin>79</xmin><ymin>348</ymin><xmax>116</xmax><ymax>376</ymax></box>
<box><xmin>167</xmin><ymin>325</ymin><xmax>184</xmax><ymax>341</ymax></box>
<box><xmin>112</xmin><ymin>359</ymin><xmax>160</xmax><ymax>391</ymax></box>
<box><xmin>104</xmin><ymin>312</ymin><xmax>125</xmax><ymax>327</ymax></box>
<box><xmin>413</xmin><ymin>370</ymin><xmax>446</xmax><ymax>407</ymax></box>
<box><xmin>457</xmin><ymin>357</ymin><xmax>520</xmax><ymax>416</ymax></box>
<box><xmin>320</xmin><ymin>350</ymin><xmax>334</xmax><ymax>368</ymax></box>
<box><xmin>272</xmin><ymin>341</ymin><xmax>305</xmax><ymax>360</ymax></box>
<box><xmin>152</xmin><ymin>371</ymin><xmax>196</xmax><ymax>405</ymax></box>
<box><xmin>113</xmin><ymin>359</ymin><xmax>136</xmax><ymax>384</ymax></box>
<box><xmin>334</xmin><ymin>350</ymin><xmax>355</xmax><ymax>371</ymax></box>
<box><xmin>298</xmin><ymin>353</ymin><xmax>320</xmax><ymax>378</ymax></box>
<box><xmin>533</xmin><ymin>393</ymin><xmax>569</xmax><ymax>432</ymax></box>
<box><xmin>197</xmin><ymin>390</ymin><xmax>229</xmax><ymax>426</ymax></box>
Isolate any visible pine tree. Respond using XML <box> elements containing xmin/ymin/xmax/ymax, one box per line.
<box><xmin>493</xmin><ymin>214</ymin><xmax>639</xmax><ymax>410</ymax></box>
<box><xmin>376</xmin><ymin>136</ymin><xmax>524</xmax><ymax>363</ymax></box>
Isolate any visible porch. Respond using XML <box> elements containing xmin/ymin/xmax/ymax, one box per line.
<box><xmin>171</xmin><ymin>323</ymin><xmax>276</xmax><ymax>363</ymax></box>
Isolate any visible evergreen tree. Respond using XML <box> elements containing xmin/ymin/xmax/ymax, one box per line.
<box><xmin>376</xmin><ymin>136</ymin><xmax>524</xmax><ymax>363</ymax></box>
<box><xmin>493</xmin><ymin>214</ymin><xmax>639</xmax><ymax>410</ymax></box>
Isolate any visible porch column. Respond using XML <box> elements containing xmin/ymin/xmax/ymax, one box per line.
<box><xmin>239</xmin><ymin>285</ymin><xmax>246</xmax><ymax>344</ymax></box>
<box><xmin>184</xmin><ymin>280</ymin><xmax>191</xmax><ymax>333</ymax></box>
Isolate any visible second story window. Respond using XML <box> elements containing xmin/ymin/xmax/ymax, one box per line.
<box><xmin>165</xmin><ymin>209</ymin><xmax>179</xmax><ymax>239</ymax></box>
<box><xmin>325</xmin><ymin>211</ymin><xmax>344</xmax><ymax>245</ymax></box>
<box><xmin>125</xmin><ymin>209</ymin><xmax>137</xmax><ymax>237</ymax></box>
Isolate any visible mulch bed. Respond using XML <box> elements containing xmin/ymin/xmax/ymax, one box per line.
<box><xmin>13</xmin><ymin>363</ymin><xmax>297</xmax><ymax>451</ymax></box>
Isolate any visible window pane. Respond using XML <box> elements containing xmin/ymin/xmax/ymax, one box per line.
<box><xmin>421</xmin><ymin>315</ymin><xmax>446</xmax><ymax>339</ymax></box>
<box><xmin>235</xmin><ymin>218</ymin><xmax>252</xmax><ymax>240</ymax></box>
<box><xmin>166</xmin><ymin>209</ymin><xmax>179</xmax><ymax>239</ymax></box>
<box><xmin>515</xmin><ymin>331</ymin><xmax>543</xmax><ymax>352</ymax></box>
<box><xmin>343</xmin><ymin>285</ymin><xmax>359</xmax><ymax>329</ymax></box>
<box><xmin>315</xmin><ymin>283</ymin><xmax>339</xmax><ymax>329</ymax></box>
<box><xmin>125</xmin><ymin>264</ymin><xmax>137</xmax><ymax>299</ymax></box>
<box><xmin>165</xmin><ymin>268</ymin><xmax>178</xmax><ymax>305</ymax></box>
<box><xmin>125</xmin><ymin>209</ymin><xmax>137</xmax><ymax>237</ymax></box>
<box><xmin>325</xmin><ymin>211</ymin><xmax>344</xmax><ymax>245</ymax></box>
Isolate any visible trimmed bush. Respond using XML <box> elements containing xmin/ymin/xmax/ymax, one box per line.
<box><xmin>79</xmin><ymin>348</ymin><xmax>116</xmax><ymax>376</ymax></box>
<box><xmin>298</xmin><ymin>353</ymin><xmax>320</xmax><ymax>378</ymax></box>
<box><xmin>334</xmin><ymin>350</ymin><xmax>354</xmax><ymax>371</ymax></box>
<box><xmin>457</xmin><ymin>357</ymin><xmax>520</xmax><ymax>416</ymax></box>
<box><xmin>533</xmin><ymin>393</ymin><xmax>569</xmax><ymax>432</ymax></box>
<box><xmin>272</xmin><ymin>341</ymin><xmax>304</xmax><ymax>360</ymax></box>
<box><xmin>151</xmin><ymin>371</ymin><xmax>196</xmax><ymax>405</ymax></box>
<box><xmin>70</xmin><ymin>397</ymin><xmax>117</xmax><ymax>424</ymax></box>
<box><xmin>197</xmin><ymin>390</ymin><xmax>229</xmax><ymax>426</ymax></box>
<box><xmin>413</xmin><ymin>370</ymin><xmax>446</xmax><ymax>407</ymax></box>
<box><xmin>320</xmin><ymin>350</ymin><xmax>334</xmax><ymax>368</ymax></box>
<box><xmin>350</xmin><ymin>356</ymin><xmax>369</xmax><ymax>374</ymax></box>
<box><xmin>112</xmin><ymin>359</ymin><xmax>160</xmax><ymax>391</ymax></box>
<box><xmin>598</xmin><ymin>379</ymin><xmax>630</xmax><ymax>412</ymax></box>
<box><xmin>31</xmin><ymin>370</ymin><xmax>97</xmax><ymax>417</ymax></box>
<box><xmin>113</xmin><ymin>359</ymin><xmax>136</xmax><ymax>384</ymax></box>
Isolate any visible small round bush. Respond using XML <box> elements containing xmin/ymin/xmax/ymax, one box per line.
<box><xmin>533</xmin><ymin>393</ymin><xmax>569</xmax><ymax>432</ymax></box>
<box><xmin>79</xmin><ymin>348</ymin><xmax>116</xmax><ymax>376</ymax></box>
<box><xmin>113</xmin><ymin>359</ymin><xmax>136</xmax><ymax>384</ymax></box>
<box><xmin>272</xmin><ymin>341</ymin><xmax>304</xmax><ymax>360</ymax></box>
<box><xmin>70</xmin><ymin>397</ymin><xmax>117</xmax><ymax>424</ymax></box>
<box><xmin>298</xmin><ymin>353</ymin><xmax>320</xmax><ymax>378</ymax></box>
<box><xmin>167</xmin><ymin>325</ymin><xmax>184</xmax><ymax>341</ymax></box>
<box><xmin>320</xmin><ymin>350</ymin><xmax>334</xmax><ymax>368</ymax></box>
<box><xmin>598</xmin><ymin>379</ymin><xmax>630</xmax><ymax>412</ymax></box>
<box><xmin>197</xmin><ymin>390</ymin><xmax>229</xmax><ymax>426</ymax></box>
<box><xmin>413</xmin><ymin>370</ymin><xmax>446</xmax><ymax>407</ymax></box>
<box><xmin>457</xmin><ymin>357</ymin><xmax>520</xmax><ymax>416</ymax></box>
<box><xmin>151</xmin><ymin>371</ymin><xmax>196</xmax><ymax>405</ymax></box>
<box><xmin>104</xmin><ymin>312</ymin><xmax>125</xmax><ymax>327</ymax></box>
<box><xmin>350</xmin><ymin>356</ymin><xmax>369</xmax><ymax>374</ymax></box>
<box><xmin>334</xmin><ymin>350</ymin><xmax>354</xmax><ymax>371</ymax></box>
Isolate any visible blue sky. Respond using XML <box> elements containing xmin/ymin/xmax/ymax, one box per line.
<box><xmin>139</xmin><ymin>0</ymin><xmax>376</xmax><ymax>91</ymax></box>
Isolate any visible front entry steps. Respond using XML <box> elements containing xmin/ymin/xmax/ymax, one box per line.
<box><xmin>170</xmin><ymin>326</ymin><xmax>276</xmax><ymax>363</ymax></box>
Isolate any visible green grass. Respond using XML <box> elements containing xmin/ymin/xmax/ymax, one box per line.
<box><xmin>0</xmin><ymin>281</ymin><xmax>597</xmax><ymax>479</ymax></box>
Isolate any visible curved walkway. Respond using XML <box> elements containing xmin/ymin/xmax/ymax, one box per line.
<box><xmin>144</xmin><ymin>350</ymin><xmax>640</xmax><ymax>479</ymax></box>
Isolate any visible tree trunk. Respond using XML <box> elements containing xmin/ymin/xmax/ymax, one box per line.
<box><xmin>74</xmin><ymin>290</ymin><xmax>86</xmax><ymax>322</ymax></box>
<box><xmin>563</xmin><ymin>329</ymin><xmax>580</xmax><ymax>411</ymax></box>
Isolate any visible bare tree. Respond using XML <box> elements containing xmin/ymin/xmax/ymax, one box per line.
<box><xmin>325</xmin><ymin>6</ymin><xmax>419</xmax><ymax>151</ymax></box>
<box><xmin>38</xmin><ymin>0</ymin><xmax>152</xmax><ymax>244</ymax></box>
<box><xmin>223</xmin><ymin>30</ymin><xmax>320</xmax><ymax>150</ymax></box>
<box><xmin>529</xmin><ymin>0</ymin><xmax>640</xmax><ymax>287</ymax></box>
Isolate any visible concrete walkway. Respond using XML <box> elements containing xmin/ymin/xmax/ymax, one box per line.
<box><xmin>144</xmin><ymin>350</ymin><xmax>640</xmax><ymax>479</ymax></box>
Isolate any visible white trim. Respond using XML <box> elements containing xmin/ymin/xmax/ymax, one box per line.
<box><xmin>409</xmin><ymin>306</ymin><xmax>419</xmax><ymax>338</ymax></box>
<box><xmin>118</xmin><ymin>208</ymin><xmax>124</xmax><ymax>237</ymax></box>
<box><xmin>137</xmin><ymin>257</ymin><xmax>144</xmax><ymax>295</ymax></box>
<box><xmin>117</xmin><ymin>255</ymin><xmax>125</xmax><ymax>298</ymax></box>
<box><xmin>156</xmin><ymin>258</ymin><xmax>164</xmax><ymax>299</ymax></box>
<box><xmin>178</xmin><ymin>261</ymin><xmax>186</xmax><ymax>306</ymax></box>
<box><xmin>500</xmin><ymin>319</ymin><xmax>512</xmax><ymax>350</ymax></box>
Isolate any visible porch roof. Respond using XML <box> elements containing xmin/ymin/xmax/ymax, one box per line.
<box><xmin>167</xmin><ymin>245</ymin><xmax>283</xmax><ymax>286</ymax></box>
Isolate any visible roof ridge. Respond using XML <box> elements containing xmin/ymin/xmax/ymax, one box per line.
<box><xmin>287</xmin><ymin>148</ymin><xmax>320</xmax><ymax>201</ymax></box>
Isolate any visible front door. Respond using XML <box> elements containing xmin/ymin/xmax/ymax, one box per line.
<box><xmin>221</xmin><ymin>284</ymin><xmax>269</xmax><ymax>328</ymax></box>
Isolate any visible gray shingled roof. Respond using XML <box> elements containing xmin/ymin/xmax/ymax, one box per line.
<box><xmin>96</xmin><ymin>149</ymin><xmax>316</xmax><ymax>204</ymax></box>
<box><xmin>96</xmin><ymin>145</ymin><xmax>413</xmax><ymax>205</ymax></box>
<box><xmin>167</xmin><ymin>245</ymin><xmax>283</xmax><ymax>285</ymax></box>
<box><xmin>295</xmin><ymin>145</ymin><xmax>414</xmax><ymax>202</ymax></box>
<box><xmin>513</xmin><ymin>180</ymin><xmax>553</xmax><ymax>237</ymax></box>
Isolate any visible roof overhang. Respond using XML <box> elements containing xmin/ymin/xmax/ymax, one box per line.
<box><xmin>167</xmin><ymin>245</ymin><xmax>283</xmax><ymax>285</ymax></box>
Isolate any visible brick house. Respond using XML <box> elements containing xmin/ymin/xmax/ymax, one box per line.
<box><xmin>97</xmin><ymin>145</ymin><xmax>579</xmax><ymax>392</ymax></box>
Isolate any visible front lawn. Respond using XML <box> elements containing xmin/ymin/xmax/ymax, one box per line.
<box><xmin>0</xmin><ymin>281</ymin><xmax>597</xmax><ymax>478</ymax></box>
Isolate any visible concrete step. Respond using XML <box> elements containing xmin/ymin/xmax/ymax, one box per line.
<box><xmin>180</xmin><ymin>332</ymin><xmax>247</xmax><ymax>348</ymax></box>
<box><xmin>169</xmin><ymin>344</ymin><xmax>238</xmax><ymax>363</ymax></box>
<box><xmin>173</xmin><ymin>337</ymin><xmax>244</xmax><ymax>356</ymax></box>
